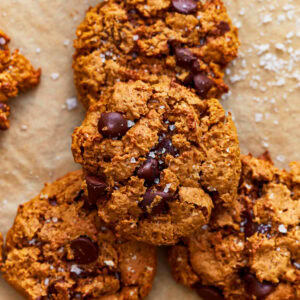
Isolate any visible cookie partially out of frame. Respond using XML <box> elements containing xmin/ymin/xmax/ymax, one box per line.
<box><xmin>1</xmin><ymin>170</ymin><xmax>157</xmax><ymax>300</ymax></box>
<box><xmin>73</xmin><ymin>0</ymin><xmax>239</xmax><ymax>108</ymax></box>
<box><xmin>0</xmin><ymin>29</ymin><xmax>41</xmax><ymax>130</ymax></box>
<box><xmin>72</xmin><ymin>77</ymin><xmax>241</xmax><ymax>245</ymax></box>
<box><xmin>169</xmin><ymin>154</ymin><xmax>300</xmax><ymax>300</ymax></box>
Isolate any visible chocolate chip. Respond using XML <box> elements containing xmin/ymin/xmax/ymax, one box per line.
<box><xmin>98</xmin><ymin>112</ymin><xmax>128</xmax><ymax>138</ymax></box>
<box><xmin>183</xmin><ymin>72</ymin><xmax>194</xmax><ymax>86</ymax></box>
<box><xmin>218</xmin><ymin>21</ymin><xmax>230</xmax><ymax>35</ymax></box>
<box><xmin>86</xmin><ymin>175</ymin><xmax>107</xmax><ymax>204</ymax></box>
<box><xmin>48</xmin><ymin>196</ymin><xmax>58</xmax><ymax>206</ymax></box>
<box><xmin>193</xmin><ymin>74</ymin><xmax>214</xmax><ymax>98</ymax></box>
<box><xmin>244</xmin><ymin>274</ymin><xmax>275</xmax><ymax>299</ymax></box>
<box><xmin>139</xmin><ymin>189</ymin><xmax>172</xmax><ymax>212</ymax></box>
<box><xmin>70</xmin><ymin>236</ymin><xmax>99</xmax><ymax>265</ymax></box>
<box><xmin>172</xmin><ymin>0</ymin><xmax>197</xmax><ymax>14</ymax></box>
<box><xmin>157</xmin><ymin>136</ymin><xmax>177</xmax><ymax>156</ymax></box>
<box><xmin>243</xmin><ymin>210</ymin><xmax>258</xmax><ymax>238</ymax></box>
<box><xmin>137</xmin><ymin>159</ymin><xmax>160</xmax><ymax>183</ymax></box>
<box><xmin>196</xmin><ymin>285</ymin><xmax>224</xmax><ymax>300</ymax></box>
<box><xmin>175</xmin><ymin>48</ymin><xmax>196</xmax><ymax>69</ymax></box>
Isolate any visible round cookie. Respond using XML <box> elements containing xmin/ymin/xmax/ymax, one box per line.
<box><xmin>169</xmin><ymin>154</ymin><xmax>300</xmax><ymax>300</ymax></box>
<box><xmin>73</xmin><ymin>0</ymin><xmax>240</xmax><ymax>108</ymax></box>
<box><xmin>1</xmin><ymin>170</ymin><xmax>157</xmax><ymax>300</ymax></box>
<box><xmin>72</xmin><ymin>78</ymin><xmax>241</xmax><ymax>245</ymax></box>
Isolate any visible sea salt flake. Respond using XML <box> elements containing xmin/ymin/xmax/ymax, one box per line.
<box><xmin>104</xmin><ymin>260</ymin><xmax>115</xmax><ymax>267</ymax></box>
<box><xmin>164</xmin><ymin>183</ymin><xmax>172</xmax><ymax>193</ymax></box>
<box><xmin>276</xmin><ymin>155</ymin><xmax>286</xmax><ymax>162</ymax></box>
<box><xmin>64</xmin><ymin>39</ymin><xmax>70</xmax><ymax>46</ymax></box>
<box><xmin>278</xmin><ymin>224</ymin><xmax>287</xmax><ymax>233</ymax></box>
<box><xmin>66</xmin><ymin>97</ymin><xmax>78</xmax><ymax>111</ymax></box>
<box><xmin>71</xmin><ymin>265</ymin><xmax>83</xmax><ymax>275</ymax></box>
<box><xmin>149</xmin><ymin>152</ymin><xmax>156</xmax><ymax>158</ymax></box>
<box><xmin>255</xmin><ymin>113</ymin><xmax>263</xmax><ymax>122</ymax></box>
<box><xmin>44</xmin><ymin>278</ymin><xmax>50</xmax><ymax>286</ymax></box>
<box><xmin>51</xmin><ymin>73</ymin><xmax>60</xmax><ymax>81</ymax></box>
<box><xmin>262</xmin><ymin>14</ymin><xmax>272</xmax><ymax>24</ymax></box>
<box><xmin>127</xmin><ymin>120</ymin><xmax>135</xmax><ymax>128</ymax></box>
<box><xmin>293</xmin><ymin>262</ymin><xmax>300</xmax><ymax>269</ymax></box>
<box><xmin>130</xmin><ymin>157</ymin><xmax>136</xmax><ymax>163</ymax></box>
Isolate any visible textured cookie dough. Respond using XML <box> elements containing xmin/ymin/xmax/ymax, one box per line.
<box><xmin>73</xmin><ymin>0</ymin><xmax>239</xmax><ymax>108</ymax></box>
<box><xmin>0</xmin><ymin>29</ymin><xmax>41</xmax><ymax>130</ymax></box>
<box><xmin>1</xmin><ymin>170</ymin><xmax>157</xmax><ymax>300</ymax></box>
<box><xmin>72</xmin><ymin>78</ymin><xmax>241</xmax><ymax>245</ymax></box>
<box><xmin>169</xmin><ymin>153</ymin><xmax>300</xmax><ymax>300</ymax></box>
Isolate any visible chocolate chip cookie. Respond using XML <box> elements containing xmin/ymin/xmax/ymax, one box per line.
<box><xmin>1</xmin><ymin>170</ymin><xmax>157</xmax><ymax>300</ymax></box>
<box><xmin>73</xmin><ymin>0</ymin><xmax>239</xmax><ymax>108</ymax></box>
<box><xmin>169</xmin><ymin>153</ymin><xmax>300</xmax><ymax>300</ymax></box>
<box><xmin>72</xmin><ymin>78</ymin><xmax>241</xmax><ymax>245</ymax></box>
<box><xmin>0</xmin><ymin>29</ymin><xmax>41</xmax><ymax>130</ymax></box>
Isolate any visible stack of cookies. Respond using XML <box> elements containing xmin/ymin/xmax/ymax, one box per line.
<box><xmin>1</xmin><ymin>1</ymin><xmax>299</xmax><ymax>300</ymax></box>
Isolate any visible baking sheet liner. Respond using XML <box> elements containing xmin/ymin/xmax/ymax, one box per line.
<box><xmin>0</xmin><ymin>0</ymin><xmax>299</xmax><ymax>299</ymax></box>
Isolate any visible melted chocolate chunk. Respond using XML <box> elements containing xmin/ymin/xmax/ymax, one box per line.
<box><xmin>175</xmin><ymin>48</ymin><xmax>197</xmax><ymax>69</ymax></box>
<box><xmin>48</xmin><ymin>196</ymin><xmax>58</xmax><ymax>206</ymax></box>
<box><xmin>137</xmin><ymin>158</ymin><xmax>160</xmax><ymax>183</ymax></box>
<box><xmin>157</xmin><ymin>135</ymin><xmax>178</xmax><ymax>156</ymax></box>
<box><xmin>98</xmin><ymin>112</ymin><xmax>128</xmax><ymax>138</ymax></box>
<box><xmin>217</xmin><ymin>21</ymin><xmax>230</xmax><ymax>35</ymax></box>
<box><xmin>139</xmin><ymin>189</ymin><xmax>172</xmax><ymax>213</ymax></box>
<box><xmin>196</xmin><ymin>285</ymin><xmax>224</xmax><ymax>300</ymax></box>
<box><xmin>86</xmin><ymin>175</ymin><xmax>107</xmax><ymax>204</ymax></box>
<box><xmin>244</xmin><ymin>274</ymin><xmax>275</xmax><ymax>299</ymax></box>
<box><xmin>243</xmin><ymin>210</ymin><xmax>258</xmax><ymax>238</ymax></box>
<box><xmin>193</xmin><ymin>73</ymin><xmax>214</xmax><ymax>98</ymax></box>
<box><xmin>172</xmin><ymin>0</ymin><xmax>197</xmax><ymax>14</ymax></box>
<box><xmin>70</xmin><ymin>236</ymin><xmax>99</xmax><ymax>265</ymax></box>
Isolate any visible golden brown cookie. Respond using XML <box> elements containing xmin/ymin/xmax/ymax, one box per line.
<box><xmin>72</xmin><ymin>77</ymin><xmax>241</xmax><ymax>245</ymax></box>
<box><xmin>73</xmin><ymin>0</ymin><xmax>240</xmax><ymax>108</ymax></box>
<box><xmin>0</xmin><ymin>29</ymin><xmax>41</xmax><ymax>130</ymax></box>
<box><xmin>169</xmin><ymin>153</ymin><xmax>300</xmax><ymax>300</ymax></box>
<box><xmin>1</xmin><ymin>170</ymin><xmax>157</xmax><ymax>300</ymax></box>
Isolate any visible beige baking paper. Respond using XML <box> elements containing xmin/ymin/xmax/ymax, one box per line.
<box><xmin>0</xmin><ymin>0</ymin><xmax>299</xmax><ymax>299</ymax></box>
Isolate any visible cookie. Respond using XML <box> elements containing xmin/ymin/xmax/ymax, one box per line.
<box><xmin>169</xmin><ymin>153</ymin><xmax>300</xmax><ymax>300</ymax></box>
<box><xmin>1</xmin><ymin>170</ymin><xmax>157</xmax><ymax>300</ymax></box>
<box><xmin>72</xmin><ymin>77</ymin><xmax>241</xmax><ymax>245</ymax></box>
<box><xmin>73</xmin><ymin>0</ymin><xmax>239</xmax><ymax>108</ymax></box>
<box><xmin>0</xmin><ymin>29</ymin><xmax>41</xmax><ymax>130</ymax></box>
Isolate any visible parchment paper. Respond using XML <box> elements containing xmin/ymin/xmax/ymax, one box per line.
<box><xmin>0</xmin><ymin>0</ymin><xmax>299</xmax><ymax>299</ymax></box>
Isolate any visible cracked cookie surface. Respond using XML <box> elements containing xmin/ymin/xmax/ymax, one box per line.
<box><xmin>169</xmin><ymin>154</ymin><xmax>300</xmax><ymax>300</ymax></box>
<box><xmin>1</xmin><ymin>170</ymin><xmax>157</xmax><ymax>300</ymax></box>
<box><xmin>72</xmin><ymin>78</ymin><xmax>241</xmax><ymax>245</ymax></box>
<box><xmin>73</xmin><ymin>0</ymin><xmax>239</xmax><ymax>108</ymax></box>
<box><xmin>0</xmin><ymin>29</ymin><xmax>41</xmax><ymax>130</ymax></box>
